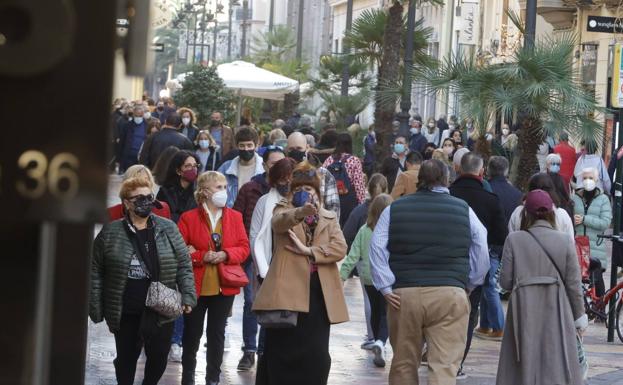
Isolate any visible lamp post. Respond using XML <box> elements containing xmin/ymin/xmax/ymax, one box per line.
<box><xmin>340</xmin><ymin>0</ymin><xmax>354</xmax><ymax>97</ymax></box>
<box><xmin>267</xmin><ymin>0</ymin><xmax>275</xmax><ymax>51</ymax></box>
<box><xmin>296</xmin><ymin>0</ymin><xmax>304</xmax><ymax>61</ymax></box>
<box><xmin>240</xmin><ymin>0</ymin><xmax>249</xmax><ymax>57</ymax></box>
<box><xmin>227</xmin><ymin>0</ymin><xmax>239</xmax><ymax>60</ymax></box>
<box><xmin>397</xmin><ymin>0</ymin><xmax>416</xmax><ymax>135</ymax></box>
<box><xmin>524</xmin><ymin>0</ymin><xmax>536</xmax><ymax>49</ymax></box>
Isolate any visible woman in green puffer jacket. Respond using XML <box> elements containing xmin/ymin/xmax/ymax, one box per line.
<box><xmin>89</xmin><ymin>176</ymin><xmax>196</xmax><ymax>385</ymax></box>
<box><xmin>571</xmin><ymin>167</ymin><xmax>612</xmax><ymax>297</ymax></box>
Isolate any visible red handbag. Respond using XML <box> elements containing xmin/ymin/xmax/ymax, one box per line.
<box><xmin>574</xmin><ymin>235</ymin><xmax>590</xmax><ymax>281</ymax></box>
<box><xmin>217</xmin><ymin>263</ymin><xmax>249</xmax><ymax>287</ymax></box>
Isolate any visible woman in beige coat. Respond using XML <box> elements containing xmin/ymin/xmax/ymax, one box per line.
<box><xmin>253</xmin><ymin>162</ymin><xmax>348</xmax><ymax>385</ymax></box>
<box><xmin>497</xmin><ymin>189</ymin><xmax>588</xmax><ymax>385</ymax></box>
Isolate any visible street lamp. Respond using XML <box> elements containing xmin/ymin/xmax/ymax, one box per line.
<box><xmin>397</xmin><ymin>0</ymin><xmax>416</xmax><ymax>135</ymax></box>
<box><xmin>340</xmin><ymin>0</ymin><xmax>354</xmax><ymax>97</ymax></box>
<box><xmin>228</xmin><ymin>0</ymin><xmax>240</xmax><ymax>60</ymax></box>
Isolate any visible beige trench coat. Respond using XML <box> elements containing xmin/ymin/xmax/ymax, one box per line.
<box><xmin>497</xmin><ymin>221</ymin><xmax>585</xmax><ymax>385</ymax></box>
<box><xmin>252</xmin><ymin>200</ymin><xmax>349</xmax><ymax>324</ymax></box>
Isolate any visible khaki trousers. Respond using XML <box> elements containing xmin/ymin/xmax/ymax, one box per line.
<box><xmin>388</xmin><ymin>286</ymin><xmax>469</xmax><ymax>385</ymax></box>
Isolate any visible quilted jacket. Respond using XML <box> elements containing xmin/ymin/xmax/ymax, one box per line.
<box><xmin>89</xmin><ymin>215</ymin><xmax>197</xmax><ymax>332</ymax></box>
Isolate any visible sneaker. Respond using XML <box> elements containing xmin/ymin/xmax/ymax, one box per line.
<box><xmin>371</xmin><ymin>340</ymin><xmax>386</xmax><ymax>368</ymax></box>
<box><xmin>237</xmin><ymin>352</ymin><xmax>256</xmax><ymax>371</ymax></box>
<box><xmin>479</xmin><ymin>330</ymin><xmax>503</xmax><ymax>341</ymax></box>
<box><xmin>169</xmin><ymin>344</ymin><xmax>182</xmax><ymax>362</ymax></box>
<box><xmin>456</xmin><ymin>366</ymin><xmax>467</xmax><ymax>380</ymax></box>
<box><xmin>360</xmin><ymin>339</ymin><xmax>375</xmax><ymax>350</ymax></box>
<box><xmin>474</xmin><ymin>327</ymin><xmax>493</xmax><ymax>339</ymax></box>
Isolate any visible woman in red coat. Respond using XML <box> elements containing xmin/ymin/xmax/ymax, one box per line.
<box><xmin>177</xmin><ymin>170</ymin><xmax>249</xmax><ymax>385</ymax></box>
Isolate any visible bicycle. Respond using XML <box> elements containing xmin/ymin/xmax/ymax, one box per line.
<box><xmin>583</xmin><ymin>234</ymin><xmax>623</xmax><ymax>343</ymax></box>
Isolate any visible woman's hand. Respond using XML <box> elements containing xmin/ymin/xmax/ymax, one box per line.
<box><xmin>188</xmin><ymin>245</ymin><xmax>196</xmax><ymax>254</ymax></box>
<box><xmin>297</xmin><ymin>202</ymin><xmax>317</xmax><ymax>218</ymax></box>
<box><xmin>206</xmin><ymin>251</ymin><xmax>228</xmax><ymax>264</ymax></box>
<box><xmin>384</xmin><ymin>291</ymin><xmax>401</xmax><ymax>310</ymax></box>
<box><xmin>285</xmin><ymin>229</ymin><xmax>312</xmax><ymax>256</ymax></box>
<box><xmin>574</xmin><ymin>214</ymin><xmax>584</xmax><ymax>226</ymax></box>
<box><xmin>183</xmin><ymin>305</ymin><xmax>193</xmax><ymax>314</ymax></box>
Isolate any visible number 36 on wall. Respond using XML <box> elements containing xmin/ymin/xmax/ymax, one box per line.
<box><xmin>12</xmin><ymin>150</ymin><xmax>80</xmax><ymax>200</ymax></box>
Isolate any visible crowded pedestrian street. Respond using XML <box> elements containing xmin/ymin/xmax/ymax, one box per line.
<box><xmin>6</xmin><ymin>1</ymin><xmax>623</xmax><ymax>384</ymax></box>
<box><xmin>81</xmin><ymin>177</ymin><xmax>623</xmax><ymax>385</ymax></box>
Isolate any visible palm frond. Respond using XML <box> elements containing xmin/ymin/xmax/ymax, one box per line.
<box><xmin>505</xmin><ymin>9</ymin><xmax>525</xmax><ymax>34</ymax></box>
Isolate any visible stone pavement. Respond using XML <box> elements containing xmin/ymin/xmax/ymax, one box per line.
<box><xmin>85</xmin><ymin>276</ymin><xmax>623</xmax><ymax>385</ymax></box>
<box><xmin>89</xmin><ymin>175</ymin><xmax>623</xmax><ymax>384</ymax></box>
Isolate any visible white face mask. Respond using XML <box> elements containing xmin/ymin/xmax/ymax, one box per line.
<box><xmin>182</xmin><ymin>117</ymin><xmax>191</xmax><ymax>126</ymax></box>
<box><xmin>211</xmin><ymin>190</ymin><xmax>228</xmax><ymax>208</ymax></box>
<box><xmin>144</xmin><ymin>111</ymin><xmax>151</xmax><ymax>120</ymax></box>
<box><xmin>428</xmin><ymin>123</ymin><xmax>435</xmax><ymax>128</ymax></box>
<box><xmin>502</xmin><ymin>128</ymin><xmax>509</xmax><ymax>136</ymax></box>
<box><xmin>410</xmin><ymin>127</ymin><xmax>420</xmax><ymax>135</ymax></box>
<box><xmin>133</xmin><ymin>117</ymin><xmax>144</xmax><ymax>125</ymax></box>
<box><xmin>583</xmin><ymin>178</ymin><xmax>596</xmax><ymax>192</ymax></box>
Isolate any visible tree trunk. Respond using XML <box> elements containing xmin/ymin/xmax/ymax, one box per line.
<box><xmin>374</xmin><ymin>1</ymin><xmax>404</xmax><ymax>171</ymax></box>
<box><xmin>514</xmin><ymin>115</ymin><xmax>542</xmax><ymax>191</ymax></box>
<box><xmin>475</xmin><ymin>136</ymin><xmax>491</xmax><ymax>161</ymax></box>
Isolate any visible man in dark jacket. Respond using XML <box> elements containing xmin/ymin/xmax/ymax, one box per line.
<box><xmin>449</xmin><ymin>152</ymin><xmax>508</xmax><ymax>377</ymax></box>
<box><xmin>119</xmin><ymin>105</ymin><xmax>147</xmax><ymax>172</ymax></box>
<box><xmin>487</xmin><ymin>156</ymin><xmax>522</xmax><ymax>225</ymax></box>
<box><xmin>140</xmin><ymin>113</ymin><xmax>194</xmax><ymax>169</ymax></box>
<box><xmin>232</xmin><ymin>146</ymin><xmax>285</xmax><ymax>371</ymax></box>
<box><xmin>408</xmin><ymin>119</ymin><xmax>428</xmax><ymax>156</ymax></box>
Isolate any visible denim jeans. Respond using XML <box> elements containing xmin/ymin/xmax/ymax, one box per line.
<box><xmin>171</xmin><ymin>316</ymin><xmax>184</xmax><ymax>346</ymax></box>
<box><xmin>479</xmin><ymin>257</ymin><xmax>505</xmax><ymax>331</ymax></box>
<box><xmin>242</xmin><ymin>260</ymin><xmax>258</xmax><ymax>353</ymax></box>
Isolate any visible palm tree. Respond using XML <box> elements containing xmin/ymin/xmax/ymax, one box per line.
<box><xmin>424</xmin><ymin>33</ymin><xmax>602</xmax><ymax>189</ymax></box>
<box><xmin>345</xmin><ymin>2</ymin><xmax>436</xmax><ymax>167</ymax></box>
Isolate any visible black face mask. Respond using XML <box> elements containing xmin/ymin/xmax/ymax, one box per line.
<box><xmin>239</xmin><ymin>149</ymin><xmax>255</xmax><ymax>162</ymax></box>
<box><xmin>157</xmin><ymin>106</ymin><xmax>164</xmax><ymax>111</ymax></box>
<box><xmin>210</xmin><ymin>119</ymin><xmax>221</xmax><ymax>127</ymax></box>
<box><xmin>131</xmin><ymin>195</ymin><xmax>157</xmax><ymax>218</ymax></box>
<box><xmin>288</xmin><ymin>149</ymin><xmax>306</xmax><ymax>163</ymax></box>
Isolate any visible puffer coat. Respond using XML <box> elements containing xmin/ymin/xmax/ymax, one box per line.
<box><xmin>571</xmin><ymin>189</ymin><xmax>612</xmax><ymax>267</ymax></box>
<box><xmin>89</xmin><ymin>215</ymin><xmax>197</xmax><ymax>332</ymax></box>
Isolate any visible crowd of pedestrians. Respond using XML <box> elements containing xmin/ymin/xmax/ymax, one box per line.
<box><xmin>90</xmin><ymin>97</ymin><xmax>620</xmax><ymax>385</ymax></box>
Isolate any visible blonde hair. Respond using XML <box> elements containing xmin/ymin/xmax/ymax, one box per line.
<box><xmin>367</xmin><ymin>194</ymin><xmax>393</xmax><ymax>230</ymax></box>
<box><xmin>196</xmin><ymin>130</ymin><xmax>217</xmax><ymax>147</ymax></box>
<box><xmin>119</xmin><ymin>177</ymin><xmax>153</xmax><ymax>200</ymax></box>
<box><xmin>194</xmin><ymin>171</ymin><xmax>227</xmax><ymax>203</ymax></box>
<box><xmin>432</xmin><ymin>148</ymin><xmax>450</xmax><ymax>164</ymax></box>
<box><xmin>122</xmin><ymin>165</ymin><xmax>155</xmax><ymax>189</ymax></box>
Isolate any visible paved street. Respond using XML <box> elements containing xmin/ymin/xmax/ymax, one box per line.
<box><xmin>86</xmin><ymin>175</ymin><xmax>623</xmax><ymax>384</ymax></box>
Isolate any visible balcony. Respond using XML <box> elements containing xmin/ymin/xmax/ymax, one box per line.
<box><xmin>518</xmin><ymin>0</ymin><xmax>576</xmax><ymax>30</ymax></box>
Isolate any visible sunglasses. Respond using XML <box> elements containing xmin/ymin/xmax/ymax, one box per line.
<box><xmin>127</xmin><ymin>193</ymin><xmax>154</xmax><ymax>202</ymax></box>
<box><xmin>293</xmin><ymin>169</ymin><xmax>317</xmax><ymax>178</ymax></box>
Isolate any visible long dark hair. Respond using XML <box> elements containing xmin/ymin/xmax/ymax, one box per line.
<box><xmin>548</xmin><ymin>172</ymin><xmax>573</xmax><ymax>218</ymax></box>
<box><xmin>520</xmin><ymin>209</ymin><xmax>557</xmax><ymax>231</ymax></box>
<box><xmin>527</xmin><ymin>173</ymin><xmax>561</xmax><ymax>207</ymax></box>
<box><xmin>152</xmin><ymin>146</ymin><xmax>180</xmax><ymax>185</ymax></box>
<box><xmin>333</xmin><ymin>133</ymin><xmax>353</xmax><ymax>155</ymax></box>
<box><xmin>163</xmin><ymin>150</ymin><xmax>198</xmax><ymax>187</ymax></box>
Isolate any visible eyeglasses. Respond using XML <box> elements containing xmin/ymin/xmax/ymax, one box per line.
<box><xmin>265</xmin><ymin>145</ymin><xmax>284</xmax><ymax>151</ymax></box>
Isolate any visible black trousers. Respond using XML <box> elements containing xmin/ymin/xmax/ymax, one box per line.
<box><xmin>182</xmin><ymin>294</ymin><xmax>234</xmax><ymax>384</ymax></box>
<box><xmin>589</xmin><ymin>258</ymin><xmax>606</xmax><ymax>297</ymax></box>
<box><xmin>461</xmin><ymin>285</ymin><xmax>483</xmax><ymax>366</ymax></box>
<box><xmin>113</xmin><ymin>311</ymin><xmax>174</xmax><ymax>385</ymax></box>
<box><xmin>364</xmin><ymin>285</ymin><xmax>388</xmax><ymax>343</ymax></box>
<box><xmin>256</xmin><ymin>272</ymin><xmax>331</xmax><ymax>385</ymax></box>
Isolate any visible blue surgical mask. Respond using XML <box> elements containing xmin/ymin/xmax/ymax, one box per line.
<box><xmin>410</xmin><ymin>128</ymin><xmax>420</xmax><ymax>135</ymax></box>
<box><xmin>549</xmin><ymin>164</ymin><xmax>560</xmax><ymax>174</ymax></box>
<box><xmin>199</xmin><ymin>140</ymin><xmax>210</xmax><ymax>149</ymax></box>
<box><xmin>292</xmin><ymin>190</ymin><xmax>310</xmax><ymax>207</ymax></box>
<box><xmin>134</xmin><ymin>117</ymin><xmax>144</xmax><ymax>125</ymax></box>
<box><xmin>394</xmin><ymin>143</ymin><xmax>406</xmax><ymax>154</ymax></box>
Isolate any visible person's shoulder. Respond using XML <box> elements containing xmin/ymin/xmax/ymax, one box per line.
<box><xmin>153</xmin><ymin>214</ymin><xmax>181</xmax><ymax>229</ymax></box>
<box><xmin>224</xmin><ymin>207</ymin><xmax>244</xmax><ymax>220</ymax></box>
<box><xmin>319</xmin><ymin>207</ymin><xmax>337</xmax><ymax>220</ymax></box>
<box><xmin>177</xmin><ymin>208</ymin><xmax>200</xmax><ymax>223</ymax></box>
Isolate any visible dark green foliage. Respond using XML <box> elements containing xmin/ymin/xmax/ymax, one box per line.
<box><xmin>174</xmin><ymin>65</ymin><xmax>236</xmax><ymax>126</ymax></box>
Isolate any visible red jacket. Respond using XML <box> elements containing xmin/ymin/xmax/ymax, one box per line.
<box><xmin>554</xmin><ymin>141</ymin><xmax>576</xmax><ymax>186</ymax></box>
<box><xmin>107</xmin><ymin>201</ymin><xmax>171</xmax><ymax>221</ymax></box>
<box><xmin>178</xmin><ymin>207</ymin><xmax>249</xmax><ymax>296</ymax></box>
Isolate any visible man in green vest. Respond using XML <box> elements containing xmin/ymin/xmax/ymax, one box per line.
<box><xmin>369</xmin><ymin>159</ymin><xmax>489</xmax><ymax>385</ymax></box>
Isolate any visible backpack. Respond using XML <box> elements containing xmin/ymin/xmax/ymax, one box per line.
<box><xmin>327</xmin><ymin>155</ymin><xmax>353</xmax><ymax>196</ymax></box>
